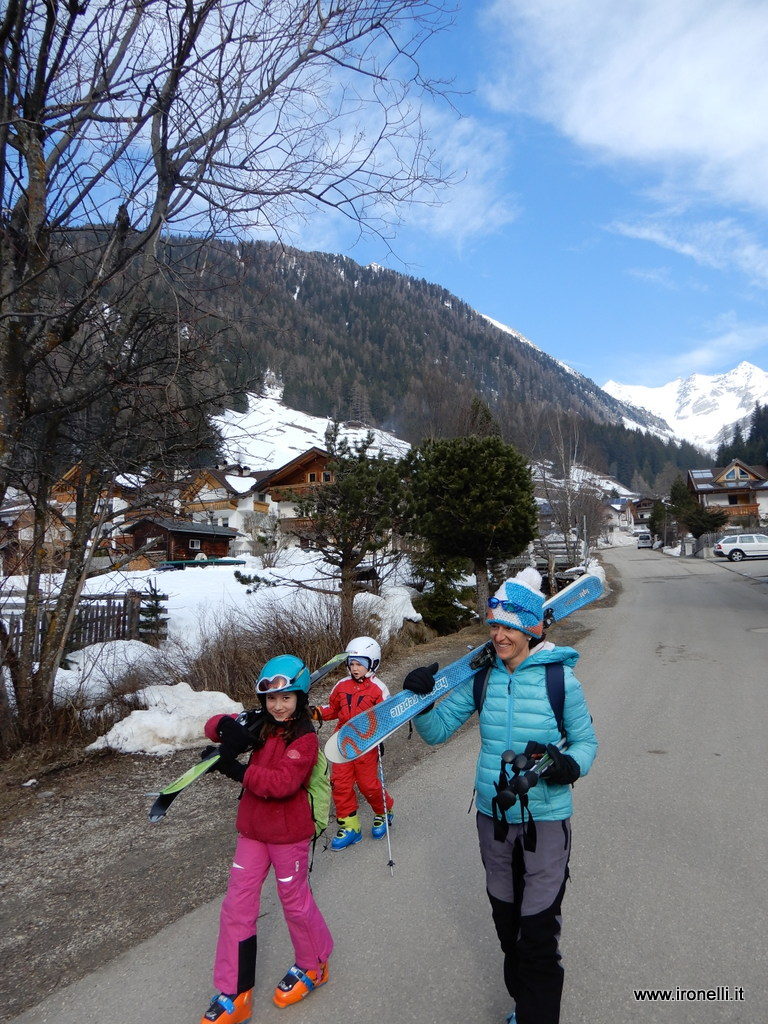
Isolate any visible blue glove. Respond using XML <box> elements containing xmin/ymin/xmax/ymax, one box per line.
<box><xmin>403</xmin><ymin>663</ymin><xmax>439</xmax><ymax>695</ymax></box>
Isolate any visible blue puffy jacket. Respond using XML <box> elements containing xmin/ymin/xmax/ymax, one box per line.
<box><xmin>414</xmin><ymin>642</ymin><xmax>598</xmax><ymax>823</ymax></box>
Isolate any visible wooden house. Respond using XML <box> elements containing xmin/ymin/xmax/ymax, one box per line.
<box><xmin>688</xmin><ymin>459</ymin><xmax>768</xmax><ymax>525</ymax></box>
<box><xmin>124</xmin><ymin>517</ymin><xmax>239</xmax><ymax>561</ymax></box>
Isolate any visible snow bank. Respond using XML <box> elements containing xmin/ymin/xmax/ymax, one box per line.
<box><xmin>87</xmin><ymin>682</ymin><xmax>243</xmax><ymax>755</ymax></box>
<box><xmin>55</xmin><ymin>639</ymin><xmax>163</xmax><ymax>706</ymax></box>
<box><xmin>354</xmin><ymin>585</ymin><xmax>422</xmax><ymax>642</ymax></box>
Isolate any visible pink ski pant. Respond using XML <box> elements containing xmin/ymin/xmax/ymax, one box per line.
<box><xmin>213</xmin><ymin>835</ymin><xmax>333</xmax><ymax>995</ymax></box>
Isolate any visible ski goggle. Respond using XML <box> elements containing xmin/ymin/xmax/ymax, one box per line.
<box><xmin>255</xmin><ymin>672</ymin><xmax>300</xmax><ymax>693</ymax></box>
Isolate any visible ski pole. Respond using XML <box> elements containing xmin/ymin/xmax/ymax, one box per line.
<box><xmin>377</xmin><ymin>745</ymin><xmax>395</xmax><ymax>876</ymax></box>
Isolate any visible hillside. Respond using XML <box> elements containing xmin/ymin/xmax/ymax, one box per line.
<box><xmin>153</xmin><ymin>238</ymin><xmax>709</xmax><ymax>489</ymax></box>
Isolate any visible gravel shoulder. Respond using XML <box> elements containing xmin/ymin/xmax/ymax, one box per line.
<box><xmin>0</xmin><ymin>584</ymin><xmax>614</xmax><ymax>1023</ymax></box>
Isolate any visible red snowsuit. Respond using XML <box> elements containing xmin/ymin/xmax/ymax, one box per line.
<box><xmin>319</xmin><ymin>674</ymin><xmax>394</xmax><ymax>818</ymax></box>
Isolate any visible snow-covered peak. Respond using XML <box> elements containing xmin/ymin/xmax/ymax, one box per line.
<box><xmin>602</xmin><ymin>362</ymin><xmax>768</xmax><ymax>452</ymax></box>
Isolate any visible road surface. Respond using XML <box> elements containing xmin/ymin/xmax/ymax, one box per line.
<box><xmin>12</xmin><ymin>546</ymin><xmax>768</xmax><ymax>1023</ymax></box>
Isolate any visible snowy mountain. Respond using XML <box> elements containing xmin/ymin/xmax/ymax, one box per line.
<box><xmin>602</xmin><ymin>362</ymin><xmax>768</xmax><ymax>452</ymax></box>
<box><xmin>213</xmin><ymin>378</ymin><xmax>410</xmax><ymax>469</ymax></box>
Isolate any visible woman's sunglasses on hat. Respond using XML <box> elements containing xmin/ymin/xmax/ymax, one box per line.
<box><xmin>487</xmin><ymin>597</ymin><xmax>529</xmax><ymax>614</ymax></box>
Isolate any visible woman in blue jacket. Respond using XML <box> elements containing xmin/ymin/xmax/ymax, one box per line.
<box><xmin>403</xmin><ymin>567</ymin><xmax>598</xmax><ymax>1024</ymax></box>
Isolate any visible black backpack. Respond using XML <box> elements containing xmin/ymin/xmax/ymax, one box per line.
<box><xmin>472</xmin><ymin>662</ymin><xmax>566</xmax><ymax>739</ymax></box>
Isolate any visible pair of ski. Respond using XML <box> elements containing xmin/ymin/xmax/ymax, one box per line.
<box><xmin>148</xmin><ymin>651</ymin><xmax>349</xmax><ymax>822</ymax></box>
<box><xmin>324</xmin><ymin>569</ymin><xmax>606</xmax><ymax>764</ymax></box>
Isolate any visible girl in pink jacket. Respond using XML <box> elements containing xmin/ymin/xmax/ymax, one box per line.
<box><xmin>199</xmin><ymin>655</ymin><xmax>333</xmax><ymax>1024</ymax></box>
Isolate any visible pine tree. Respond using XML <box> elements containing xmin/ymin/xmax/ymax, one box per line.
<box><xmin>406</xmin><ymin>436</ymin><xmax>537</xmax><ymax>616</ymax></box>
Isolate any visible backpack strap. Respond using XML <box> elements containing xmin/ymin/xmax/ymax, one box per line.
<box><xmin>473</xmin><ymin>666</ymin><xmax>492</xmax><ymax>715</ymax></box>
<box><xmin>545</xmin><ymin>662</ymin><xmax>566</xmax><ymax>739</ymax></box>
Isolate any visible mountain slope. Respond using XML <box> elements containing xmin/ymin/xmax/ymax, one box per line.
<box><xmin>193</xmin><ymin>240</ymin><xmax>669</xmax><ymax>436</ymax></box>
<box><xmin>602</xmin><ymin>362</ymin><xmax>768</xmax><ymax>451</ymax></box>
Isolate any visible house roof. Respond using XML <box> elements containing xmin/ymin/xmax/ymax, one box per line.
<box><xmin>123</xmin><ymin>517</ymin><xmax>239</xmax><ymax>538</ymax></box>
<box><xmin>259</xmin><ymin>447</ymin><xmax>329</xmax><ymax>488</ymax></box>
<box><xmin>689</xmin><ymin>459</ymin><xmax>768</xmax><ymax>493</ymax></box>
<box><xmin>181</xmin><ymin>467</ymin><xmax>273</xmax><ymax>501</ymax></box>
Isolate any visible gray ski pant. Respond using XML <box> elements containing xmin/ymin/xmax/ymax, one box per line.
<box><xmin>477</xmin><ymin>812</ymin><xmax>572</xmax><ymax>1024</ymax></box>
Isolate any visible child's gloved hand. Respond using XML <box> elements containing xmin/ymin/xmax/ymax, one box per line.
<box><xmin>212</xmin><ymin>747</ymin><xmax>247</xmax><ymax>784</ymax></box>
<box><xmin>199</xmin><ymin>744</ymin><xmax>219</xmax><ymax>761</ymax></box>
<box><xmin>541</xmin><ymin>744</ymin><xmax>580</xmax><ymax>785</ymax></box>
<box><xmin>308</xmin><ymin>706</ymin><xmax>323</xmax><ymax>724</ymax></box>
<box><xmin>402</xmin><ymin>663</ymin><xmax>439</xmax><ymax>695</ymax></box>
<box><xmin>217</xmin><ymin>716</ymin><xmax>253</xmax><ymax>756</ymax></box>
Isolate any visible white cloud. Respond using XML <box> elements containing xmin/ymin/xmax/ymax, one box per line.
<box><xmin>407</xmin><ymin>110</ymin><xmax>520</xmax><ymax>245</ymax></box>
<box><xmin>484</xmin><ymin>0</ymin><xmax>768</xmax><ymax>212</ymax></box>
<box><xmin>613</xmin><ymin>218</ymin><xmax>768</xmax><ymax>287</ymax></box>
<box><xmin>668</xmin><ymin>316</ymin><xmax>768</xmax><ymax>376</ymax></box>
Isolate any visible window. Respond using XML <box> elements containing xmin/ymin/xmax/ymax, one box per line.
<box><xmin>220</xmin><ymin>518</ymin><xmax>229</xmax><ymax>527</ymax></box>
<box><xmin>724</xmin><ymin>467</ymin><xmax>749</xmax><ymax>480</ymax></box>
<box><xmin>189</xmin><ymin>538</ymin><xmax>201</xmax><ymax>550</ymax></box>
<box><xmin>322</xmin><ymin>471</ymin><xmax>332</xmax><ymax>482</ymax></box>
<box><xmin>308</xmin><ymin>472</ymin><xmax>317</xmax><ymax>482</ymax></box>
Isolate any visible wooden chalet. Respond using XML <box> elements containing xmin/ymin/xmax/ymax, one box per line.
<box><xmin>124</xmin><ymin>517</ymin><xmax>239</xmax><ymax>561</ymax></box>
<box><xmin>688</xmin><ymin>459</ymin><xmax>768</xmax><ymax>524</ymax></box>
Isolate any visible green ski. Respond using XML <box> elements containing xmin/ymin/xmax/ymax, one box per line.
<box><xmin>148</xmin><ymin>651</ymin><xmax>347</xmax><ymax>822</ymax></box>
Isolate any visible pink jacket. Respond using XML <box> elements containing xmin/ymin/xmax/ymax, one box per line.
<box><xmin>205</xmin><ymin>714</ymin><xmax>317</xmax><ymax>844</ymax></box>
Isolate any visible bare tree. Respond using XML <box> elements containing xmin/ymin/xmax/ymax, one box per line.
<box><xmin>536</xmin><ymin>416</ymin><xmax>607</xmax><ymax>568</ymax></box>
<box><xmin>0</xmin><ymin>0</ymin><xmax>452</xmax><ymax>746</ymax></box>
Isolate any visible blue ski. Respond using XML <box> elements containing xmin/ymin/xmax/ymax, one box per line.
<box><xmin>324</xmin><ymin>571</ymin><xmax>605</xmax><ymax>764</ymax></box>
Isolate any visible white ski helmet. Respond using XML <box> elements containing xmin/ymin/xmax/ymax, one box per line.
<box><xmin>345</xmin><ymin>636</ymin><xmax>381</xmax><ymax>675</ymax></box>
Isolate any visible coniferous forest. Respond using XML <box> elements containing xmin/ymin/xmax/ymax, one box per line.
<box><xmin>150</xmin><ymin>238</ymin><xmax>709</xmax><ymax>490</ymax></box>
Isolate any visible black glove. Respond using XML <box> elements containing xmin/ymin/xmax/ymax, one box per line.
<box><xmin>217</xmin><ymin>716</ymin><xmax>253</xmax><ymax>756</ymax></box>
<box><xmin>524</xmin><ymin>740</ymin><xmax>547</xmax><ymax>760</ymax></box>
<box><xmin>200</xmin><ymin>744</ymin><xmax>219</xmax><ymax>761</ymax></box>
<box><xmin>541</xmin><ymin>743</ymin><xmax>580</xmax><ymax>785</ymax></box>
<box><xmin>212</xmin><ymin>747</ymin><xmax>247</xmax><ymax>784</ymax></box>
<box><xmin>403</xmin><ymin>663</ymin><xmax>439</xmax><ymax>695</ymax></box>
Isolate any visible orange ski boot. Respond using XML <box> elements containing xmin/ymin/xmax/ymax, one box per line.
<box><xmin>200</xmin><ymin>990</ymin><xmax>252</xmax><ymax>1024</ymax></box>
<box><xmin>272</xmin><ymin>962</ymin><xmax>329</xmax><ymax>1008</ymax></box>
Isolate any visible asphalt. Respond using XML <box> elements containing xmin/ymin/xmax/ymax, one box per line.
<box><xmin>11</xmin><ymin>545</ymin><xmax>768</xmax><ymax>1024</ymax></box>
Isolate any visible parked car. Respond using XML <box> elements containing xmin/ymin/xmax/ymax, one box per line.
<box><xmin>713</xmin><ymin>533</ymin><xmax>768</xmax><ymax>561</ymax></box>
<box><xmin>636</xmin><ymin>532</ymin><xmax>653</xmax><ymax>549</ymax></box>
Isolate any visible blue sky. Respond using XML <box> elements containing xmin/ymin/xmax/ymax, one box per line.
<box><xmin>291</xmin><ymin>1</ymin><xmax>768</xmax><ymax>389</ymax></box>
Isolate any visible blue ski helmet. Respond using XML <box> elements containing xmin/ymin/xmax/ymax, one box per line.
<box><xmin>255</xmin><ymin>654</ymin><xmax>311</xmax><ymax>695</ymax></box>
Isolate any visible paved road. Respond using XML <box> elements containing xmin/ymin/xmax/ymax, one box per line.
<box><xmin>12</xmin><ymin>548</ymin><xmax>768</xmax><ymax>1024</ymax></box>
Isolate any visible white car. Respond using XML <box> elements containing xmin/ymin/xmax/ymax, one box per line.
<box><xmin>636</xmin><ymin>532</ymin><xmax>653</xmax><ymax>549</ymax></box>
<box><xmin>713</xmin><ymin>533</ymin><xmax>768</xmax><ymax>561</ymax></box>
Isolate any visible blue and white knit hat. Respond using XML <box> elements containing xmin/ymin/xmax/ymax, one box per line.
<box><xmin>486</xmin><ymin>566</ymin><xmax>545</xmax><ymax>639</ymax></box>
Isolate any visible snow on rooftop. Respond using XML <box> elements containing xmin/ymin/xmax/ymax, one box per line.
<box><xmin>224</xmin><ymin>474</ymin><xmax>258</xmax><ymax>494</ymax></box>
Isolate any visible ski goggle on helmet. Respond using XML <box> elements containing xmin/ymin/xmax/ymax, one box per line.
<box><xmin>255</xmin><ymin>654</ymin><xmax>311</xmax><ymax>695</ymax></box>
<box><xmin>345</xmin><ymin>636</ymin><xmax>381</xmax><ymax>674</ymax></box>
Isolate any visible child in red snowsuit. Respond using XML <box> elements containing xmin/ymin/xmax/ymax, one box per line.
<box><xmin>318</xmin><ymin>636</ymin><xmax>394</xmax><ymax>850</ymax></box>
<box><xmin>199</xmin><ymin>654</ymin><xmax>333</xmax><ymax>1024</ymax></box>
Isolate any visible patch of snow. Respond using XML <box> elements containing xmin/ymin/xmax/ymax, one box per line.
<box><xmin>224</xmin><ymin>474</ymin><xmax>258</xmax><ymax>495</ymax></box>
<box><xmin>353</xmin><ymin>586</ymin><xmax>422</xmax><ymax>643</ymax></box>
<box><xmin>54</xmin><ymin>640</ymin><xmax>164</xmax><ymax>706</ymax></box>
<box><xmin>87</xmin><ymin>682</ymin><xmax>243</xmax><ymax>755</ymax></box>
<box><xmin>214</xmin><ymin>391</ymin><xmax>409</xmax><ymax>469</ymax></box>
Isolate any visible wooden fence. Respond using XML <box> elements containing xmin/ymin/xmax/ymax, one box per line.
<box><xmin>1</xmin><ymin>590</ymin><xmax>167</xmax><ymax>665</ymax></box>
